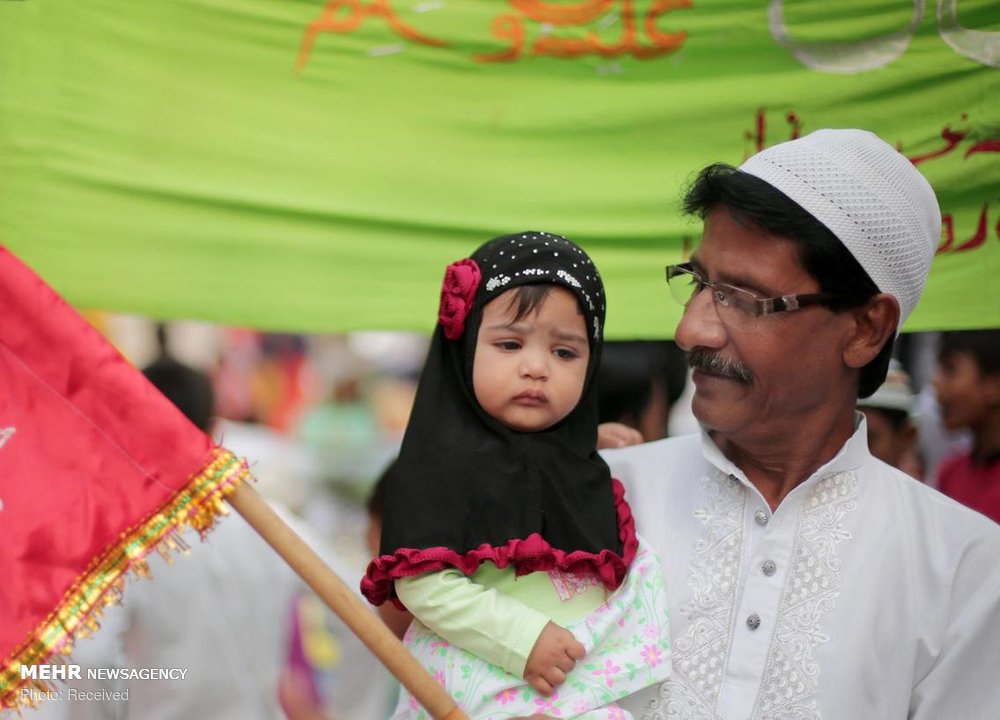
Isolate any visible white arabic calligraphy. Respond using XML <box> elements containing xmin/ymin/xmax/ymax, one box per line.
<box><xmin>769</xmin><ymin>0</ymin><xmax>1000</xmax><ymax>72</ymax></box>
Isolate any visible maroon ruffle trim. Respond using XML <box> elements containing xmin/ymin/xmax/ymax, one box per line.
<box><xmin>361</xmin><ymin>478</ymin><xmax>638</xmax><ymax>608</ymax></box>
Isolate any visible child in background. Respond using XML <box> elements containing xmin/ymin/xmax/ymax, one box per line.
<box><xmin>932</xmin><ymin>329</ymin><xmax>1000</xmax><ymax>523</ymax></box>
<box><xmin>362</xmin><ymin>231</ymin><xmax>671</xmax><ymax>719</ymax></box>
<box><xmin>857</xmin><ymin>358</ymin><xmax>921</xmax><ymax>480</ymax></box>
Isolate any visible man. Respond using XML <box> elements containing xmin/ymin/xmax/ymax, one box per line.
<box><xmin>598</xmin><ymin>129</ymin><xmax>1000</xmax><ymax>719</ymax></box>
<box><xmin>932</xmin><ymin>329</ymin><xmax>1000</xmax><ymax>522</ymax></box>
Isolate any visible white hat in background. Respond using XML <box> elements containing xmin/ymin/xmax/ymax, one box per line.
<box><xmin>858</xmin><ymin>358</ymin><xmax>916</xmax><ymax>415</ymax></box>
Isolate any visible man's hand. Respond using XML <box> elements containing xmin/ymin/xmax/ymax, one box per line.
<box><xmin>597</xmin><ymin>421</ymin><xmax>644</xmax><ymax>450</ymax></box>
<box><xmin>523</xmin><ymin>621</ymin><xmax>586</xmax><ymax>696</ymax></box>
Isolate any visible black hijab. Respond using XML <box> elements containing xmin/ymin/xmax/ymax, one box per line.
<box><xmin>362</xmin><ymin>231</ymin><xmax>636</xmax><ymax>607</ymax></box>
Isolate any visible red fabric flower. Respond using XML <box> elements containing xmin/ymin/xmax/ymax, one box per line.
<box><xmin>438</xmin><ymin>258</ymin><xmax>481</xmax><ymax>340</ymax></box>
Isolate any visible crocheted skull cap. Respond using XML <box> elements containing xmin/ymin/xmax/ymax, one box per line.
<box><xmin>739</xmin><ymin>129</ymin><xmax>940</xmax><ymax>327</ymax></box>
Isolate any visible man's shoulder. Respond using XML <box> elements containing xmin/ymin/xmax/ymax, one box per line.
<box><xmin>602</xmin><ymin>435</ymin><xmax>703</xmax><ymax>527</ymax></box>
<box><xmin>601</xmin><ymin>433</ymin><xmax>703</xmax><ymax>492</ymax></box>
<box><xmin>601</xmin><ymin>433</ymin><xmax>701</xmax><ymax>465</ymax></box>
<box><xmin>872</xmin><ymin>459</ymin><xmax>1000</xmax><ymax>548</ymax></box>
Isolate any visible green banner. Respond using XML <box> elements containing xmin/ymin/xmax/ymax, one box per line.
<box><xmin>1</xmin><ymin>0</ymin><xmax>997</xmax><ymax>336</ymax></box>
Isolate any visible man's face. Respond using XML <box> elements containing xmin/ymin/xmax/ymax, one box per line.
<box><xmin>933</xmin><ymin>351</ymin><xmax>997</xmax><ymax>432</ymax></box>
<box><xmin>674</xmin><ymin>208</ymin><xmax>854</xmax><ymax>442</ymax></box>
<box><xmin>473</xmin><ymin>286</ymin><xmax>590</xmax><ymax>432</ymax></box>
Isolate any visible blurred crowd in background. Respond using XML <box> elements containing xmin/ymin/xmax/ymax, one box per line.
<box><xmin>24</xmin><ymin>315</ymin><xmax>997</xmax><ymax>720</ymax></box>
<box><xmin>89</xmin><ymin>314</ymin><xmax>991</xmax><ymax>499</ymax></box>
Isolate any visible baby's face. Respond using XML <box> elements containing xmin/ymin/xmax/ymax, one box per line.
<box><xmin>472</xmin><ymin>286</ymin><xmax>590</xmax><ymax>432</ymax></box>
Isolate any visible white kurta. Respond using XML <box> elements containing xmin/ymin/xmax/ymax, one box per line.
<box><xmin>602</xmin><ymin>419</ymin><xmax>1000</xmax><ymax>720</ymax></box>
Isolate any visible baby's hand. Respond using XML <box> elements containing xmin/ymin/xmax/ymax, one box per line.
<box><xmin>523</xmin><ymin>621</ymin><xmax>586</xmax><ymax>696</ymax></box>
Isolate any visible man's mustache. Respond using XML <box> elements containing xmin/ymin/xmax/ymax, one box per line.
<box><xmin>686</xmin><ymin>349</ymin><xmax>752</xmax><ymax>385</ymax></box>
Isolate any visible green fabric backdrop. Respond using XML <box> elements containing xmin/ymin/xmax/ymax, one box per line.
<box><xmin>1</xmin><ymin>0</ymin><xmax>997</xmax><ymax>336</ymax></box>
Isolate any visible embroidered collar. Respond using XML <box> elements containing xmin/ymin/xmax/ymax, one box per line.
<box><xmin>698</xmin><ymin>412</ymin><xmax>872</xmax><ymax>497</ymax></box>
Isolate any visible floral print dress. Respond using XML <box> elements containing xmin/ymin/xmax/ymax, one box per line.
<box><xmin>390</xmin><ymin>538</ymin><xmax>671</xmax><ymax>720</ymax></box>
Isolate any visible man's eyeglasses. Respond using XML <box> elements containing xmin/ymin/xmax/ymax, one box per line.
<box><xmin>665</xmin><ymin>263</ymin><xmax>835</xmax><ymax>320</ymax></box>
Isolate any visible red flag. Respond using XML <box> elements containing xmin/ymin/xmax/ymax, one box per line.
<box><xmin>0</xmin><ymin>246</ymin><xmax>249</xmax><ymax>710</ymax></box>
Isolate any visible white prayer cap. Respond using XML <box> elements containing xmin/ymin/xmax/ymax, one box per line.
<box><xmin>739</xmin><ymin>129</ymin><xmax>941</xmax><ymax>327</ymax></box>
<box><xmin>858</xmin><ymin>359</ymin><xmax>915</xmax><ymax>415</ymax></box>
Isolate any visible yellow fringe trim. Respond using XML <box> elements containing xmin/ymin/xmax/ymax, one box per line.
<box><xmin>0</xmin><ymin>446</ymin><xmax>250</xmax><ymax>711</ymax></box>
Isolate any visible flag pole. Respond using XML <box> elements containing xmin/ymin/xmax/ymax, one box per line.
<box><xmin>226</xmin><ymin>482</ymin><xmax>467</xmax><ymax>720</ymax></box>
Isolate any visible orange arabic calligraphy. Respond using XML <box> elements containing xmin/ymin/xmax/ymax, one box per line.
<box><xmin>511</xmin><ymin>0</ymin><xmax>615</xmax><ymax>25</ymax></box>
<box><xmin>297</xmin><ymin>0</ymin><xmax>447</xmax><ymax>72</ymax></box>
<box><xmin>475</xmin><ymin>0</ymin><xmax>690</xmax><ymax>63</ymax></box>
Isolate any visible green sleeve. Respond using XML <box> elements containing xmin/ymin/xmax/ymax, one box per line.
<box><xmin>395</xmin><ymin>570</ymin><xmax>551</xmax><ymax>678</ymax></box>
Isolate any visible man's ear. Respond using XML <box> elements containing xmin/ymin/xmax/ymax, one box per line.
<box><xmin>844</xmin><ymin>294</ymin><xmax>899</xmax><ymax>369</ymax></box>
